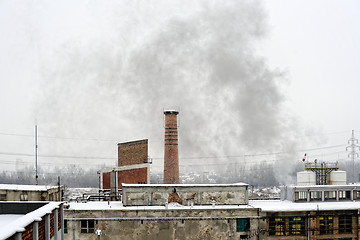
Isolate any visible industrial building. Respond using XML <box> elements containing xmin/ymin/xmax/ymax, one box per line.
<box><xmin>64</xmin><ymin>183</ymin><xmax>263</xmax><ymax>240</ymax></box>
<box><xmin>0</xmin><ymin>184</ymin><xmax>64</xmax><ymax>201</ymax></box>
<box><xmin>98</xmin><ymin>139</ymin><xmax>150</xmax><ymax>192</ymax></box>
<box><xmin>0</xmin><ymin>201</ymin><xmax>65</xmax><ymax>240</ymax></box>
<box><xmin>63</xmin><ymin>111</ymin><xmax>360</xmax><ymax>239</ymax></box>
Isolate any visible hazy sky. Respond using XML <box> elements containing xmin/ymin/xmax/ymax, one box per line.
<box><xmin>0</xmin><ymin>0</ymin><xmax>359</xmax><ymax>181</ymax></box>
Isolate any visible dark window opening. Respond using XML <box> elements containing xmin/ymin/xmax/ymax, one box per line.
<box><xmin>339</xmin><ymin>215</ymin><xmax>352</xmax><ymax>234</ymax></box>
<box><xmin>319</xmin><ymin>216</ymin><xmax>333</xmax><ymax>234</ymax></box>
<box><xmin>289</xmin><ymin>217</ymin><xmax>305</xmax><ymax>235</ymax></box>
<box><xmin>81</xmin><ymin>220</ymin><xmax>95</xmax><ymax>233</ymax></box>
<box><xmin>269</xmin><ymin>217</ymin><xmax>285</xmax><ymax>236</ymax></box>
<box><xmin>64</xmin><ymin>220</ymin><xmax>67</xmax><ymax>234</ymax></box>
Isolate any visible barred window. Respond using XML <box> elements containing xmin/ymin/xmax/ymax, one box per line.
<box><xmin>319</xmin><ymin>216</ymin><xmax>333</xmax><ymax>234</ymax></box>
<box><xmin>289</xmin><ymin>217</ymin><xmax>305</xmax><ymax>235</ymax></box>
<box><xmin>269</xmin><ymin>217</ymin><xmax>285</xmax><ymax>236</ymax></box>
<box><xmin>339</xmin><ymin>215</ymin><xmax>352</xmax><ymax>234</ymax></box>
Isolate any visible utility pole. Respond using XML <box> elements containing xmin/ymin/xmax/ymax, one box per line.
<box><xmin>346</xmin><ymin>130</ymin><xmax>360</xmax><ymax>183</ymax></box>
<box><xmin>35</xmin><ymin>124</ymin><xmax>38</xmax><ymax>185</ymax></box>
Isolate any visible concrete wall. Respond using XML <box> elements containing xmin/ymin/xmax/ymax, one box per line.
<box><xmin>0</xmin><ymin>187</ymin><xmax>63</xmax><ymax>201</ymax></box>
<box><xmin>64</xmin><ymin>208</ymin><xmax>262</xmax><ymax>240</ymax></box>
<box><xmin>122</xmin><ymin>184</ymin><xmax>248</xmax><ymax>206</ymax></box>
<box><xmin>118</xmin><ymin>139</ymin><xmax>148</xmax><ymax>166</ymax></box>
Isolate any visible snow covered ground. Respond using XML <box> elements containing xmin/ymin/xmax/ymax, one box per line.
<box><xmin>64</xmin><ymin>187</ymin><xmax>99</xmax><ymax>201</ymax></box>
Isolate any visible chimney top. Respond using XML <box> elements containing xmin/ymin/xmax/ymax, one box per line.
<box><xmin>164</xmin><ymin>110</ymin><xmax>179</xmax><ymax>115</ymax></box>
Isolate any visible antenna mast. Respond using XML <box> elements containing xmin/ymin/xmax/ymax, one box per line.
<box><xmin>346</xmin><ymin>130</ymin><xmax>360</xmax><ymax>183</ymax></box>
<box><xmin>35</xmin><ymin>124</ymin><xmax>38</xmax><ymax>185</ymax></box>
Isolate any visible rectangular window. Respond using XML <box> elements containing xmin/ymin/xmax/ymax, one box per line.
<box><xmin>64</xmin><ymin>220</ymin><xmax>67</xmax><ymax>234</ymax></box>
<box><xmin>0</xmin><ymin>194</ymin><xmax>6</xmax><ymax>201</ymax></box>
<box><xmin>339</xmin><ymin>215</ymin><xmax>352</xmax><ymax>234</ymax></box>
<box><xmin>269</xmin><ymin>217</ymin><xmax>285</xmax><ymax>236</ymax></box>
<box><xmin>319</xmin><ymin>216</ymin><xmax>333</xmax><ymax>234</ymax></box>
<box><xmin>81</xmin><ymin>220</ymin><xmax>95</xmax><ymax>233</ymax></box>
<box><xmin>289</xmin><ymin>217</ymin><xmax>305</xmax><ymax>235</ymax></box>
<box><xmin>236</xmin><ymin>218</ymin><xmax>250</xmax><ymax>232</ymax></box>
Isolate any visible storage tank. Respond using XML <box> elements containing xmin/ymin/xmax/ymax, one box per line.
<box><xmin>297</xmin><ymin>171</ymin><xmax>316</xmax><ymax>185</ymax></box>
<box><xmin>329</xmin><ymin>170</ymin><xmax>347</xmax><ymax>185</ymax></box>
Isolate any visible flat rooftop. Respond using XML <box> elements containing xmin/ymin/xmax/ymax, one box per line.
<box><xmin>66</xmin><ymin>200</ymin><xmax>360</xmax><ymax>212</ymax></box>
<box><xmin>0</xmin><ymin>183</ymin><xmax>60</xmax><ymax>191</ymax></box>
<box><xmin>122</xmin><ymin>183</ymin><xmax>248</xmax><ymax>187</ymax></box>
<box><xmin>67</xmin><ymin>201</ymin><xmax>254</xmax><ymax>211</ymax></box>
<box><xmin>249</xmin><ymin>200</ymin><xmax>360</xmax><ymax>212</ymax></box>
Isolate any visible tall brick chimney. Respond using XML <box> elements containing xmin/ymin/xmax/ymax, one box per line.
<box><xmin>164</xmin><ymin>110</ymin><xmax>179</xmax><ymax>184</ymax></box>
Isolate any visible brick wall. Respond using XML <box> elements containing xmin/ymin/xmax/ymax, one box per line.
<box><xmin>118</xmin><ymin>139</ymin><xmax>148</xmax><ymax>166</ymax></box>
<box><xmin>118</xmin><ymin>168</ymin><xmax>148</xmax><ymax>189</ymax></box>
<box><xmin>102</xmin><ymin>168</ymin><xmax>148</xmax><ymax>190</ymax></box>
<box><xmin>58</xmin><ymin>208</ymin><xmax>61</xmax><ymax>230</ymax></box>
<box><xmin>21</xmin><ymin>224</ymin><xmax>33</xmax><ymax>240</ymax></box>
<box><xmin>102</xmin><ymin>172</ymin><xmax>111</xmax><ymax>189</ymax></box>
<box><xmin>39</xmin><ymin>218</ymin><xmax>45</xmax><ymax>240</ymax></box>
<box><xmin>164</xmin><ymin>111</ymin><xmax>179</xmax><ymax>184</ymax></box>
<box><xmin>50</xmin><ymin>212</ymin><xmax>54</xmax><ymax>238</ymax></box>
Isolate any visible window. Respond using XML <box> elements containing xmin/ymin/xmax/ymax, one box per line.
<box><xmin>269</xmin><ymin>217</ymin><xmax>285</xmax><ymax>236</ymax></box>
<box><xmin>236</xmin><ymin>218</ymin><xmax>250</xmax><ymax>232</ymax></box>
<box><xmin>64</xmin><ymin>220</ymin><xmax>68</xmax><ymax>234</ymax></box>
<box><xmin>20</xmin><ymin>192</ymin><xmax>28</xmax><ymax>201</ymax></box>
<box><xmin>289</xmin><ymin>217</ymin><xmax>305</xmax><ymax>235</ymax></box>
<box><xmin>319</xmin><ymin>216</ymin><xmax>333</xmax><ymax>234</ymax></box>
<box><xmin>324</xmin><ymin>191</ymin><xmax>336</xmax><ymax>201</ymax></box>
<box><xmin>0</xmin><ymin>194</ymin><xmax>6</xmax><ymax>201</ymax></box>
<box><xmin>339</xmin><ymin>215</ymin><xmax>352</xmax><ymax>234</ymax></box>
<box><xmin>81</xmin><ymin>220</ymin><xmax>94</xmax><ymax>233</ymax></box>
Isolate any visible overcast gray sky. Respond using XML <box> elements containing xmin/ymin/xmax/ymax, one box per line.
<box><xmin>0</xmin><ymin>0</ymin><xmax>359</xmax><ymax>181</ymax></box>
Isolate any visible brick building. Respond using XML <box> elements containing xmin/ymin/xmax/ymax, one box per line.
<box><xmin>99</xmin><ymin>139</ymin><xmax>150</xmax><ymax>190</ymax></box>
<box><xmin>0</xmin><ymin>202</ymin><xmax>65</xmax><ymax>240</ymax></box>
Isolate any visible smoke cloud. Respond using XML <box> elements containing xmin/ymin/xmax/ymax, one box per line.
<box><xmin>31</xmin><ymin>0</ymin><xmax>304</xmax><ymax>182</ymax></box>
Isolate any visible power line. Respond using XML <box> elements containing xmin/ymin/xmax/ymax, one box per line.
<box><xmin>0</xmin><ymin>143</ymin><xmax>347</xmax><ymax>167</ymax></box>
<box><xmin>0</xmin><ymin>151</ymin><xmax>115</xmax><ymax>160</ymax></box>
<box><xmin>152</xmin><ymin>144</ymin><xmax>346</xmax><ymax>160</ymax></box>
<box><xmin>0</xmin><ymin>131</ymin><xmax>119</xmax><ymax>142</ymax></box>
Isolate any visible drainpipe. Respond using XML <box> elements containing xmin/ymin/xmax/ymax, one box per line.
<box><xmin>229</xmin><ymin>211</ymin><xmax>233</xmax><ymax>240</ymax></box>
<box><xmin>307</xmin><ymin>213</ymin><xmax>310</xmax><ymax>240</ymax></box>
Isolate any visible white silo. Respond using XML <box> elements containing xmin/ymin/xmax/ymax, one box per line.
<box><xmin>329</xmin><ymin>170</ymin><xmax>347</xmax><ymax>185</ymax></box>
<box><xmin>297</xmin><ymin>171</ymin><xmax>316</xmax><ymax>186</ymax></box>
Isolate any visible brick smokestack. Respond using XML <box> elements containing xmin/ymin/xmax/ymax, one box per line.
<box><xmin>164</xmin><ymin>110</ymin><xmax>179</xmax><ymax>184</ymax></box>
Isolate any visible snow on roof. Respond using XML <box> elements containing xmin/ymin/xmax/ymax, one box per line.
<box><xmin>0</xmin><ymin>202</ymin><xmax>61</xmax><ymax>239</ymax></box>
<box><xmin>0</xmin><ymin>184</ymin><xmax>60</xmax><ymax>191</ymax></box>
<box><xmin>286</xmin><ymin>184</ymin><xmax>360</xmax><ymax>189</ymax></box>
<box><xmin>68</xmin><ymin>200</ymin><xmax>360</xmax><ymax>212</ymax></box>
<box><xmin>249</xmin><ymin>200</ymin><xmax>360</xmax><ymax>212</ymax></box>
<box><xmin>67</xmin><ymin>201</ymin><xmax>254</xmax><ymax>211</ymax></box>
<box><xmin>122</xmin><ymin>183</ymin><xmax>248</xmax><ymax>187</ymax></box>
<box><xmin>0</xmin><ymin>215</ymin><xmax>24</xmax><ymax>225</ymax></box>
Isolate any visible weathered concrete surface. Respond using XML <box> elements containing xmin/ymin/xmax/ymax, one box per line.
<box><xmin>122</xmin><ymin>184</ymin><xmax>248</xmax><ymax>206</ymax></box>
<box><xmin>64</xmin><ymin>207</ymin><xmax>262</xmax><ymax>240</ymax></box>
<box><xmin>0</xmin><ymin>185</ymin><xmax>63</xmax><ymax>201</ymax></box>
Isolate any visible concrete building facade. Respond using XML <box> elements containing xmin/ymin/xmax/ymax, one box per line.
<box><xmin>122</xmin><ymin>183</ymin><xmax>249</xmax><ymax>206</ymax></box>
<box><xmin>0</xmin><ymin>184</ymin><xmax>63</xmax><ymax>201</ymax></box>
